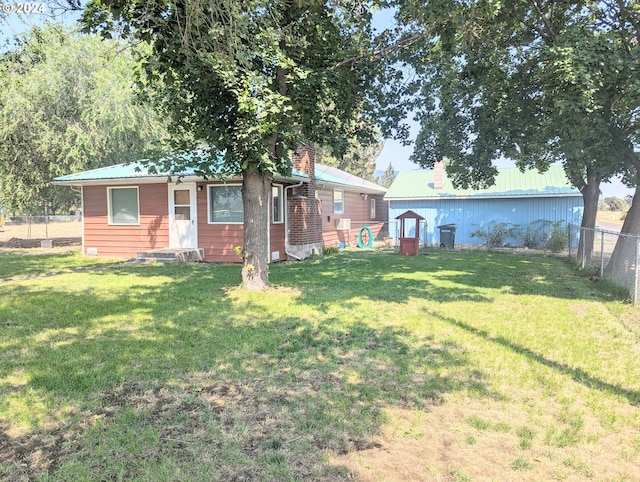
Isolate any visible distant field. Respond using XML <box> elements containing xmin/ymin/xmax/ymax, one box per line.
<box><xmin>0</xmin><ymin>221</ymin><xmax>81</xmax><ymax>242</ymax></box>
<box><xmin>597</xmin><ymin>210</ymin><xmax>626</xmax><ymax>225</ymax></box>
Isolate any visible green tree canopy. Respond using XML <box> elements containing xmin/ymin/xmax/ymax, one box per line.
<box><xmin>0</xmin><ymin>23</ymin><xmax>168</xmax><ymax>214</ymax></box>
<box><xmin>397</xmin><ymin>0</ymin><xmax>640</xmax><ymax>263</ymax></box>
<box><xmin>603</xmin><ymin>197</ymin><xmax>627</xmax><ymax>212</ymax></box>
<box><xmin>83</xmin><ymin>0</ymin><xmax>404</xmax><ymax>290</ymax></box>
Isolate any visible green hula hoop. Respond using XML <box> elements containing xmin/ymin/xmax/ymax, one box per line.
<box><xmin>357</xmin><ymin>225</ymin><xmax>374</xmax><ymax>248</ymax></box>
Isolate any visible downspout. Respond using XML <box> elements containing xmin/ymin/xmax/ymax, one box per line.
<box><xmin>284</xmin><ymin>180</ymin><xmax>305</xmax><ymax>260</ymax></box>
<box><xmin>71</xmin><ymin>186</ymin><xmax>85</xmax><ymax>255</ymax></box>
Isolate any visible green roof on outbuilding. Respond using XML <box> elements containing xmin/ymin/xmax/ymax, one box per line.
<box><xmin>384</xmin><ymin>164</ymin><xmax>580</xmax><ymax>200</ymax></box>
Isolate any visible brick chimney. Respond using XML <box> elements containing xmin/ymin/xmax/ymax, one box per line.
<box><xmin>288</xmin><ymin>142</ymin><xmax>322</xmax><ymax>257</ymax></box>
<box><xmin>291</xmin><ymin>143</ymin><xmax>316</xmax><ymax>199</ymax></box>
<box><xmin>434</xmin><ymin>161</ymin><xmax>444</xmax><ymax>189</ymax></box>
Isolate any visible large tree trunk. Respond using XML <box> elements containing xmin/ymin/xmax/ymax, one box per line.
<box><xmin>241</xmin><ymin>168</ymin><xmax>270</xmax><ymax>291</ymax></box>
<box><xmin>576</xmin><ymin>171</ymin><xmax>600</xmax><ymax>265</ymax></box>
<box><xmin>604</xmin><ymin>184</ymin><xmax>640</xmax><ymax>283</ymax></box>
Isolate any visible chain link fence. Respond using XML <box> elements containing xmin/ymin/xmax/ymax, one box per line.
<box><xmin>568</xmin><ymin>224</ymin><xmax>640</xmax><ymax>304</ymax></box>
<box><xmin>6</xmin><ymin>215</ymin><xmax>78</xmax><ymax>224</ymax></box>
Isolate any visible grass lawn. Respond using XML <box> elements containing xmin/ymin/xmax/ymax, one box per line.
<box><xmin>0</xmin><ymin>249</ymin><xmax>124</xmax><ymax>281</ymax></box>
<box><xmin>1</xmin><ymin>248</ymin><xmax>639</xmax><ymax>481</ymax></box>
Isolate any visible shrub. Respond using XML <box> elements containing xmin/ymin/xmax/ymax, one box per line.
<box><xmin>513</xmin><ymin>219</ymin><xmax>553</xmax><ymax>249</ymax></box>
<box><xmin>470</xmin><ymin>222</ymin><xmax>513</xmax><ymax>247</ymax></box>
<box><xmin>545</xmin><ymin>222</ymin><xmax>568</xmax><ymax>253</ymax></box>
<box><xmin>323</xmin><ymin>246</ymin><xmax>340</xmax><ymax>255</ymax></box>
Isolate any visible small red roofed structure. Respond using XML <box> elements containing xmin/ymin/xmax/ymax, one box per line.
<box><xmin>395</xmin><ymin>210</ymin><xmax>425</xmax><ymax>256</ymax></box>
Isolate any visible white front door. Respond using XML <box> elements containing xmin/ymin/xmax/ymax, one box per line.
<box><xmin>168</xmin><ymin>183</ymin><xmax>198</xmax><ymax>248</ymax></box>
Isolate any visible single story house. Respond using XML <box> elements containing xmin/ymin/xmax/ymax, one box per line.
<box><xmin>384</xmin><ymin>162</ymin><xmax>584</xmax><ymax>247</ymax></box>
<box><xmin>53</xmin><ymin>145</ymin><xmax>387</xmax><ymax>262</ymax></box>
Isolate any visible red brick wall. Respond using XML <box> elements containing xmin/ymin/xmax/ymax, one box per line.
<box><xmin>288</xmin><ymin>196</ymin><xmax>322</xmax><ymax>246</ymax></box>
<box><xmin>289</xmin><ymin>143</ymin><xmax>322</xmax><ymax>247</ymax></box>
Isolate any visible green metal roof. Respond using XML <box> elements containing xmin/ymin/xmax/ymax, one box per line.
<box><xmin>384</xmin><ymin>164</ymin><xmax>581</xmax><ymax>200</ymax></box>
<box><xmin>54</xmin><ymin>161</ymin><xmax>191</xmax><ymax>182</ymax></box>
<box><xmin>54</xmin><ymin>159</ymin><xmax>386</xmax><ymax>193</ymax></box>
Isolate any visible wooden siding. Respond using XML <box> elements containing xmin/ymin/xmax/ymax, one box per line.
<box><xmin>318</xmin><ymin>189</ymin><xmax>388</xmax><ymax>248</ymax></box>
<box><xmin>196</xmin><ymin>182</ymin><xmax>288</xmax><ymax>263</ymax></box>
<box><xmin>270</xmin><ymin>222</ymin><xmax>286</xmax><ymax>261</ymax></box>
<box><xmin>81</xmin><ymin>180</ymin><xmax>386</xmax><ymax>261</ymax></box>
<box><xmin>83</xmin><ymin>184</ymin><xmax>169</xmax><ymax>257</ymax></box>
<box><xmin>389</xmin><ymin>196</ymin><xmax>584</xmax><ymax>246</ymax></box>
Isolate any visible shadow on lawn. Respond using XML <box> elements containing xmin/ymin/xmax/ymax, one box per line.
<box><xmin>0</xmin><ymin>262</ymin><xmax>494</xmax><ymax>480</ymax></box>
<box><xmin>0</xmin><ymin>250</ymin><xmax>627</xmax><ymax>479</ymax></box>
<box><xmin>0</xmin><ymin>250</ymin><xmax>79</xmax><ymax>280</ymax></box>
<box><xmin>429</xmin><ymin>308</ymin><xmax>640</xmax><ymax>407</ymax></box>
<box><xmin>274</xmin><ymin>249</ymin><xmax>620</xmax><ymax>305</ymax></box>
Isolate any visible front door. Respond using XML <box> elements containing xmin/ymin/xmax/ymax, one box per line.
<box><xmin>168</xmin><ymin>183</ymin><xmax>198</xmax><ymax>248</ymax></box>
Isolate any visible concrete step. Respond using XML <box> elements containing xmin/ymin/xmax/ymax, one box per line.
<box><xmin>136</xmin><ymin>248</ymin><xmax>205</xmax><ymax>263</ymax></box>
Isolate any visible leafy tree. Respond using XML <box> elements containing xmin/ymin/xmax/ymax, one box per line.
<box><xmin>397</xmin><ymin>1</ymin><xmax>640</xmax><ymax>265</ymax></box>
<box><xmin>316</xmin><ymin>129</ymin><xmax>383</xmax><ymax>181</ymax></box>
<box><xmin>0</xmin><ymin>23</ymin><xmax>168</xmax><ymax>214</ymax></box>
<box><xmin>82</xmin><ymin>0</ymin><xmax>401</xmax><ymax>290</ymax></box>
<box><xmin>603</xmin><ymin>197</ymin><xmax>627</xmax><ymax>212</ymax></box>
<box><xmin>380</xmin><ymin>162</ymin><xmax>396</xmax><ymax>188</ymax></box>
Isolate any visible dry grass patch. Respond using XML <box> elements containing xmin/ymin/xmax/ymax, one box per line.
<box><xmin>333</xmin><ymin>397</ymin><xmax>640</xmax><ymax>481</ymax></box>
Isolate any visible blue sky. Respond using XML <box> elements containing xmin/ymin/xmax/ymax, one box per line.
<box><xmin>1</xmin><ymin>5</ymin><xmax>634</xmax><ymax>198</ymax></box>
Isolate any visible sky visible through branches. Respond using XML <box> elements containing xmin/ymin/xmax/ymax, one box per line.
<box><xmin>0</xmin><ymin>2</ymin><xmax>633</xmax><ymax>198</ymax></box>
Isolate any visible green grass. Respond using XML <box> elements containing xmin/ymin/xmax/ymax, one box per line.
<box><xmin>1</xmin><ymin>248</ymin><xmax>639</xmax><ymax>480</ymax></box>
<box><xmin>0</xmin><ymin>248</ymin><xmax>123</xmax><ymax>280</ymax></box>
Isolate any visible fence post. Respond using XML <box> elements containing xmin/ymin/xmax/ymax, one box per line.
<box><xmin>635</xmin><ymin>238</ymin><xmax>640</xmax><ymax>306</ymax></box>
<box><xmin>580</xmin><ymin>226</ymin><xmax>586</xmax><ymax>268</ymax></box>
<box><xmin>600</xmin><ymin>230</ymin><xmax>605</xmax><ymax>277</ymax></box>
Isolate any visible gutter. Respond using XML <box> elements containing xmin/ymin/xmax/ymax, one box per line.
<box><xmin>384</xmin><ymin>193</ymin><xmax>582</xmax><ymax>201</ymax></box>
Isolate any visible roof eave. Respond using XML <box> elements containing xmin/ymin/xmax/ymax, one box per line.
<box><xmin>53</xmin><ymin>174</ymin><xmax>225</xmax><ymax>186</ymax></box>
<box><xmin>271</xmin><ymin>173</ymin><xmax>386</xmax><ymax>194</ymax></box>
<box><xmin>385</xmin><ymin>193</ymin><xmax>582</xmax><ymax>201</ymax></box>
<box><xmin>316</xmin><ymin>180</ymin><xmax>386</xmax><ymax>195</ymax></box>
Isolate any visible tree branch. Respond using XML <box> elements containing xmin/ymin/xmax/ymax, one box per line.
<box><xmin>529</xmin><ymin>0</ymin><xmax>556</xmax><ymax>39</ymax></box>
<box><xmin>331</xmin><ymin>30</ymin><xmax>433</xmax><ymax>71</ymax></box>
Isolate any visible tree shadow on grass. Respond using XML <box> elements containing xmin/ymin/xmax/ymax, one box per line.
<box><xmin>0</xmin><ymin>249</ymin><xmax>627</xmax><ymax>479</ymax></box>
<box><xmin>428</xmin><ymin>308</ymin><xmax>640</xmax><ymax>407</ymax></box>
<box><xmin>276</xmin><ymin>250</ymin><xmax>624</xmax><ymax>305</ymax></box>
<box><xmin>0</xmin><ymin>265</ymin><xmax>497</xmax><ymax>480</ymax></box>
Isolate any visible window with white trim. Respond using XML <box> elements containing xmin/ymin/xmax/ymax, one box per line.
<box><xmin>108</xmin><ymin>187</ymin><xmax>139</xmax><ymax>225</ymax></box>
<box><xmin>370</xmin><ymin>198</ymin><xmax>376</xmax><ymax>219</ymax></box>
<box><xmin>209</xmin><ymin>184</ymin><xmax>243</xmax><ymax>223</ymax></box>
<box><xmin>272</xmin><ymin>185</ymin><xmax>283</xmax><ymax>224</ymax></box>
<box><xmin>333</xmin><ymin>190</ymin><xmax>343</xmax><ymax>214</ymax></box>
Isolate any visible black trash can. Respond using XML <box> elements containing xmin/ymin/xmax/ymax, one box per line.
<box><xmin>438</xmin><ymin>224</ymin><xmax>457</xmax><ymax>249</ymax></box>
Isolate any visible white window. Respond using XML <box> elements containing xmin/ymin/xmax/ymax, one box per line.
<box><xmin>333</xmin><ymin>190</ymin><xmax>344</xmax><ymax>214</ymax></box>
<box><xmin>370</xmin><ymin>198</ymin><xmax>376</xmax><ymax>219</ymax></box>
<box><xmin>208</xmin><ymin>184</ymin><xmax>243</xmax><ymax>223</ymax></box>
<box><xmin>108</xmin><ymin>187</ymin><xmax>139</xmax><ymax>225</ymax></box>
<box><xmin>272</xmin><ymin>184</ymin><xmax>283</xmax><ymax>224</ymax></box>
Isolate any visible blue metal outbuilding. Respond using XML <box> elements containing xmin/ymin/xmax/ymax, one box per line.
<box><xmin>384</xmin><ymin>163</ymin><xmax>584</xmax><ymax>247</ymax></box>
